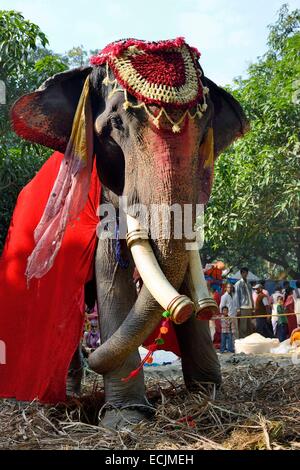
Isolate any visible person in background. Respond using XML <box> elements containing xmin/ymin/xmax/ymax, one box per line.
<box><xmin>234</xmin><ymin>267</ymin><xmax>254</xmax><ymax>338</ymax></box>
<box><xmin>220</xmin><ymin>283</ymin><xmax>239</xmax><ymax>338</ymax></box>
<box><xmin>82</xmin><ymin>319</ymin><xmax>100</xmax><ymax>357</ymax></box>
<box><xmin>209</xmin><ymin>286</ymin><xmax>221</xmax><ymax>348</ymax></box>
<box><xmin>253</xmin><ymin>283</ymin><xmax>274</xmax><ymax>338</ymax></box>
<box><xmin>275</xmin><ymin>296</ymin><xmax>289</xmax><ymax>342</ymax></box>
<box><xmin>271</xmin><ymin>285</ymin><xmax>283</xmax><ymax>335</ymax></box>
<box><xmin>220</xmin><ymin>306</ymin><xmax>235</xmax><ymax>353</ymax></box>
<box><xmin>293</xmin><ymin>280</ymin><xmax>300</xmax><ymax>327</ymax></box>
<box><xmin>211</xmin><ymin>286</ymin><xmax>221</xmax><ymax>306</ymax></box>
<box><xmin>284</xmin><ymin>287</ymin><xmax>297</xmax><ymax>336</ymax></box>
<box><xmin>252</xmin><ymin>280</ymin><xmax>270</xmax><ymax>305</ymax></box>
<box><xmin>282</xmin><ymin>280</ymin><xmax>291</xmax><ymax>297</ymax></box>
<box><xmin>271</xmin><ymin>285</ymin><xmax>283</xmax><ymax>305</ymax></box>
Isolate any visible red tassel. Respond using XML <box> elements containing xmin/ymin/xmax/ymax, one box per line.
<box><xmin>177</xmin><ymin>416</ymin><xmax>196</xmax><ymax>428</ymax></box>
<box><xmin>121</xmin><ymin>343</ymin><xmax>158</xmax><ymax>382</ymax></box>
<box><xmin>121</xmin><ymin>315</ymin><xmax>171</xmax><ymax>382</ymax></box>
<box><xmin>121</xmin><ymin>369</ymin><xmax>141</xmax><ymax>383</ymax></box>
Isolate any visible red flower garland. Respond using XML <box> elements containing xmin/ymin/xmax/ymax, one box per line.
<box><xmin>90</xmin><ymin>37</ymin><xmax>201</xmax><ymax>66</ymax></box>
<box><xmin>122</xmin><ymin>311</ymin><xmax>172</xmax><ymax>382</ymax></box>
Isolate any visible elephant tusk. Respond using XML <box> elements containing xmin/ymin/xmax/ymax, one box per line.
<box><xmin>126</xmin><ymin>214</ymin><xmax>194</xmax><ymax>324</ymax></box>
<box><xmin>185</xmin><ymin>249</ymin><xmax>219</xmax><ymax>320</ymax></box>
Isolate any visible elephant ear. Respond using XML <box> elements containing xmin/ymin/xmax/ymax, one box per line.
<box><xmin>198</xmin><ymin>78</ymin><xmax>249</xmax><ymax>205</ymax></box>
<box><xmin>205</xmin><ymin>77</ymin><xmax>250</xmax><ymax>158</ymax></box>
<box><xmin>11</xmin><ymin>66</ymin><xmax>92</xmax><ymax>152</ymax></box>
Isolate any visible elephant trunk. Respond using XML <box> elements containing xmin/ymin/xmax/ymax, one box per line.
<box><xmin>88</xmin><ymin>284</ymin><xmax>168</xmax><ymax>374</ymax></box>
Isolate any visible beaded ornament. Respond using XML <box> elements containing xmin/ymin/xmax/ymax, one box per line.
<box><xmin>121</xmin><ymin>310</ymin><xmax>172</xmax><ymax>382</ymax></box>
<box><xmin>90</xmin><ymin>37</ymin><xmax>209</xmax><ymax>133</ymax></box>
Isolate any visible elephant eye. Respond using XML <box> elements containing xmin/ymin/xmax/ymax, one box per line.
<box><xmin>110</xmin><ymin>115</ymin><xmax>123</xmax><ymax>130</ymax></box>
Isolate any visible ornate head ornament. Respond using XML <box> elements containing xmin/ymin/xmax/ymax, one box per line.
<box><xmin>90</xmin><ymin>37</ymin><xmax>209</xmax><ymax>133</ymax></box>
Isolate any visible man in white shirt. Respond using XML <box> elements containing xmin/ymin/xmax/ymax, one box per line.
<box><xmin>234</xmin><ymin>267</ymin><xmax>254</xmax><ymax>338</ymax></box>
<box><xmin>220</xmin><ymin>283</ymin><xmax>239</xmax><ymax>338</ymax></box>
<box><xmin>252</xmin><ymin>281</ymin><xmax>271</xmax><ymax>305</ymax></box>
<box><xmin>270</xmin><ymin>285</ymin><xmax>283</xmax><ymax>334</ymax></box>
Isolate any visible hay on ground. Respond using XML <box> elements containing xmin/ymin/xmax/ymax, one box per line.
<box><xmin>0</xmin><ymin>361</ymin><xmax>299</xmax><ymax>450</ymax></box>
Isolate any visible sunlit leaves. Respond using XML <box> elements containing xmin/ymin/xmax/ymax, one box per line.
<box><xmin>204</xmin><ymin>5</ymin><xmax>300</xmax><ymax>278</ymax></box>
<box><xmin>0</xmin><ymin>10</ymin><xmax>48</xmax><ymax>75</ymax></box>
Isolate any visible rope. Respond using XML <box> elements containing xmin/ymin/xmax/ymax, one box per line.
<box><xmin>210</xmin><ymin>312</ymin><xmax>299</xmax><ymax>321</ymax></box>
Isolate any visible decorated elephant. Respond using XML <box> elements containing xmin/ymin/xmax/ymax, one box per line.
<box><xmin>0</xmin><ymin>38</ymin><xmax>248</xmax><ymax>429</ymax></box>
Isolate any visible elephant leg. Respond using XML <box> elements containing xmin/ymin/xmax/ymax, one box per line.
<box><xmin>174</xmin><ymin>314</ymin><xmax>221</xmax><ymax>392</ymax></box>
<box><xmin>66</xmin><ymin>346</ymin><xmax>83</xmax><ymax>397</ymax></box>
<box><xmin>66</xmin><ymin>279</ymin><xmax>97</xmax><ymax>397</ymax></box>
<box><xmin>95</xmin><ymin>236</ymin><xmax>152</xmax><ymax>429</ymax></box>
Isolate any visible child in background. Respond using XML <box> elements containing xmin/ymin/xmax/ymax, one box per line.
<box><xmin>220</xmin><ymin>306</ymin><xmax>235</xmax><ymax>353</ymax></box>
<box><xmin>276</xmin><ymin>296</ymin><xmax>289</xmax><ymax>342</ymax></box>
<box><xmin>82</xmin><ymin>319</ymin><xmax>100</xmax><ymax>356</ymax></box>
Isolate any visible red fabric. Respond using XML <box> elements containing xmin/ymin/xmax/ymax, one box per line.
<box><xmin>144</xmin><ymin>321</ymin><xmax>181</xmax><ymax>357</ymax></box>
<box><xmin>284</xmin><ymin>295</ymin><xmax>297</xmax><ymax>336</ymax></box>
<box><xmin>213</xmin><ymin>319</ymin><xmax>221</xmax><ymax>349</ymax></box>
<box><xmin>205</xmin><ymin>267</ymin><xmax>223</xmax><ymax>280</ymax></box>
<box><xmin>90</xmin><ymin>37</ymin><xmax>200</xmax><ymax>65</ymax></box>
<box><xmin>0</xmin><ymin>151</ymin><xmax>180</xmax><ymax>403</ymax></box>
<box><xmin>0</xmin><ymin>152</ymin><xmax>101</xmax><ymax>404</ymax></box>
<box><xmin>213</xmin><ymin>291</ymin><xmax>221</xmax><ymax>306</ymax></box>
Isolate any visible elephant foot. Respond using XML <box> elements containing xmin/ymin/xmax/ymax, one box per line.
<box><xmin>66</xmin><ymin>366</ymin><xmax>83</xmax><ymax>397</ymax></box>
<box><xmin>184</xmin><ymin>378</ymin><xmax>218</xmax><ymax>398</ymax></box>
<box><xmin>100</xmin><ymin>405</ymin><xmax>154</xmax><ymax>431</ymax></box>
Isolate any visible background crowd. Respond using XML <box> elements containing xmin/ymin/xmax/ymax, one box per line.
<box><xmin>210</xmin><ymin>267</ymin><xmax>300</xmax><ymax>353</ymax></box>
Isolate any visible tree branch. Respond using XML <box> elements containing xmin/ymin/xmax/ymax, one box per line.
<box><xmin>256</xmin><ymin>249</ymin><xmax>300</xmax><ymax>278</ymax></box>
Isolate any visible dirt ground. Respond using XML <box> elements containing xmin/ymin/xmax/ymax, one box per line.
<box><xmin>0</xmin><ymin>352</ymin><xmax>299</xmax><ymax>450</ymax></box>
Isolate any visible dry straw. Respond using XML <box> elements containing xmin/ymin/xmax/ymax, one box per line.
<box><xmin>0</xmin><ymin>359</ymin><xmax>299</xmax><ymax>450</ymax></box>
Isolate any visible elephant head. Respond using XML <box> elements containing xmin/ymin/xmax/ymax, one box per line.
<box><xmin>11</xmin><ymin>38</ymin><xmax>249</xmax><ymax>374</ymax></box>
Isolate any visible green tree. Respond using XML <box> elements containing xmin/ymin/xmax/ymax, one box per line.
<box><xmin>0</xmin><ymin>10</ymin><xmax>68</xmax><ymax>252</ymax></box>
<box><xmin>204</xmin><ymin>4</ymin><xmax>300</xmax><ymax>279</ymax></box>
<box><xmin>65</xmin><ymin>45</ymin><xmax>88</xmax><ymax>67</ymax></box>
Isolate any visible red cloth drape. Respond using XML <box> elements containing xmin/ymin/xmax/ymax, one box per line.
<box><xmin>0</xmin><ymin>152</ymin><xmax>101</xmax><ymax>403</ymax></box>
<box><xmin>284</xmin><ymin>295</ymin><xmax>297</xmax><ymax>336</ymax></box>
<box><xmin>0</xmin><ymin>151</ymin><xmax>180</xmax><ymax>404</ymax></box>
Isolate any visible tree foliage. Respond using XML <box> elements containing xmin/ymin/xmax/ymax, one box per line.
<box><xmin>204</xmin><ymin>4</ymin><xmax>300</xmax><ymax>278</ymax></box>
<box><xmin>0</xmin><ymin>11</ymin><xmax>69</xmax><ymax>252</ymax></box>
